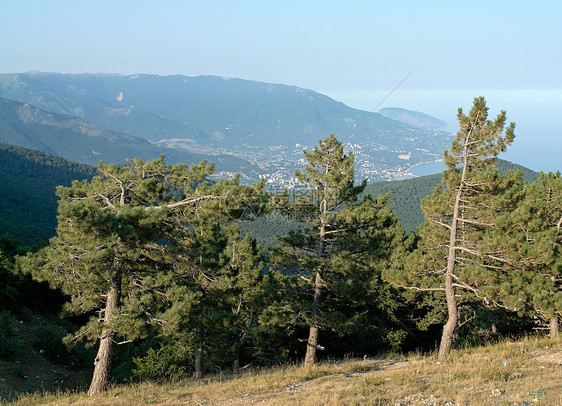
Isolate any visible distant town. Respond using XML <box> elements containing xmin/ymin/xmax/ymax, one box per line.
<box><xmin>208</xmin><ymin>139</ymin><xmax>448</xmax><ymax>189</ymax></box>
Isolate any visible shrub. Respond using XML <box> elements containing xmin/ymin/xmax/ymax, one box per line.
<box><xmin>31</xmin><ymin>323</ymin><xmax>93</xmax><ymax>368</ymax></box>
<box><xmin>0</xmin><ymin>310</ymin><xmax>20</xmax><ymax>359</ymax></box>
<box><xmin>31</xmin><ymin>324</ymin><xmax>67</xmax><ymax>363</ymax></box>
<box><xmin>133</xmin><ymin>343</ymin><xmax>193</xmax><ymax>382</ymax></box>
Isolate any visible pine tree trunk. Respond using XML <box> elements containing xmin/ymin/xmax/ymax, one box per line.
<box><xmin>438</xmin><ymin>270</ymin><xmax>458</xmax><ymax>361</ymax></box>
<box><xmin>304</xmin><ymin>269</ymin><xmax>323</xmax><ymax>366</ymax></box>
<box><xmin>550</xmin><ymin>276</ymin><xmax>559</xmax><ymax>339</ymax></box>
<box><xmin>550</xmin><ymin>315</ymin><xmax>559</xmax><ymax>339</ymax></box>
<box><xmin>232</xmin><ymin>356</ymin><xmax>240</xmax><ymax>375</ymax></box>
<box><xmin>194</xmin><ymin>346</ymin><xmax>203</xmax><ymax>380</ymax></box>
<box><xmin>437</xmin><ymin>132</ymin><xmax>471</xmax><ymax>362</ymax></box>
<box><xmin>232</xmin><ymin>328</ymin><xmax>241</xmax><ymax>374</ymax></box>
<box><xmin>437</xmin><ymin>188</ymin><xmax>462</xmax><ymax>361</ymax></box>
<box><xmin>88</xmin><ymin>267</ymin><xmax>122</xmax><ymax>396</ymax></box>
<box><xmin>304</xmin><ymin>323</ymin><xmax>319</xmax><ymax>367</ymax></box>
<box><xmin>304</xmin><ymin>214</ymin><xmax>326</xmax><ymax>367</ymax></box>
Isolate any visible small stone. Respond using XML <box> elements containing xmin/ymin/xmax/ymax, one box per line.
<box><xmin>490</xmin><ymin>388</ymin><xmax>503</xmax><ymax>397</ymax></box>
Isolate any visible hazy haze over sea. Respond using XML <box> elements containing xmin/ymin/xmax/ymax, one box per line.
<box><xmin>327</xmin><ymin>89</ymin><xmax>561</xmax><ymax>174</ymax></box>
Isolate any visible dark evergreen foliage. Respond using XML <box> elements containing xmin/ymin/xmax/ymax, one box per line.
<box><xmin>0</xmin><ymin>110</ymin><xmax>558</xmax><ymax>397</ymax></box>
<box><xmin>363</xmin><ymin>159</ymin><xmax>538</xmax><ymax>235</ymax></box>
<box><xmin>269</xmin><ymin>135</ymin><xmax>408</xmax><ymax>366</ymax></box>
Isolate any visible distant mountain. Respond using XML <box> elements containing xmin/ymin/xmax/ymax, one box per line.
<box><xmin>0</xmin><ymin>72</ymin><xmax>454</xmax><ymax>182</ymax></box>
<box><xmin>378</xmin><ymin>107</ymin><xmax>448</xmax><ymax>129</ymax></box>
<box><xmin>0</xmin><ymin>144</ymin><xmax>97</xmax><ymax>246</ymax></box>
<box><xmin>0</xmin><ymin>96</ymin><xmax>258</xmax><ymax>176</ymax></box>
<box><xmin>0</xmin><ymin>72</ymin><xmax>404</xmax><ymax>145</ymax></box>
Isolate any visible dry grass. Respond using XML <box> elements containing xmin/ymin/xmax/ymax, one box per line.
<box><xmin>7</xmin><ymin>335</ymin><xmax>562</xmax><ymax>405</ymax></box>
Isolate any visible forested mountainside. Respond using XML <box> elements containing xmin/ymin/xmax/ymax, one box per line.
<box><xmin>364</xmin><ymin>159</ymin><xmax>540</xmax><ymax>234</ymax></box>
<box><xmin>0</xmin><ymin>96</ymin><xmax>257</xmax><ymax>175</ymax></box>
<box><xmin>0</xmin><ymin>73</ymin><xmax>417</xmax><ymax>146</ymax></box>
<box><xmin>0</xmin><ymin>144</ymin><xmax>97</xmax><ymax>246</ymax></box>
<box><xmin>0</xmin><ymin>143</ymin><xmax>539</xmax><ymax>247</ymax></box>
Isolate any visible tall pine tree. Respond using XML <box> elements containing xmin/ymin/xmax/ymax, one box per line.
<box><xmin>271</xmin><ymin>135</ymin><xmax>405</xmax><ymax>366</ymax></box>
<box><xmin>387</xmin><ymin>97</ymin><xmax>516</xmax><ymax>360</ymax></box>
<box><xmin>17</xmin><ymin>156</ymin><xmax>264</xmax><ymax>394</ymax></box>
<box><xmin>492</xmin><ymin>171</ymin><xmax>562</xmax><ymax>337</ymax></box>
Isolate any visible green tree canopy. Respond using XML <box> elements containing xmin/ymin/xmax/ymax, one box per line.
<box><xmin>387</xmin><ymin>97</ymin><xmax>518</xmax><ymax>360</ymax></box>
<box><xmin>16</xmin><ymin>156</ymin><xmax>266</xmax><ymax>394</ymax></box>
<box><xmin>491</xmin><ymin>171</ymin><xmax>562</xmax><ymax>337</ymax></box>
<box><xmin>271</xmin><ymin>135</ymin><xmax>406</xmax><ymax>366</ymax></box>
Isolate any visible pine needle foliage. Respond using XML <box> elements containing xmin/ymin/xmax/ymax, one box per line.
<box><xmin>15</xmin><ymin>156</ymin><xmax>266</xmax><ymax>395</ymax></box>
<box><xmin>387</xmin><ymin>97</ymin><xmax>518</xmax><ymax>360</ymax></box>
<box><xmin>270</xmin><ymin>135</ymin><xmax>406</xmax><ymax>366</ymax></box>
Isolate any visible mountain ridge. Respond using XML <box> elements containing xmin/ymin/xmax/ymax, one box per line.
<box><xmin>378</xmin><ymin>107</ymin><xmax>448</xmax><ymax>129</ymax></box>
<box><xmin>0</xmin><ymin>72</ymin><xmax>454</xmax><ymax>182</ymax></box>
<box><xmin>0</xmin><ymin>96</ymin><xmax>258</xmax><ymax>176</ymax></box>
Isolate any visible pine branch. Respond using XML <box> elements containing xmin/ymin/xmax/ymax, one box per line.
<box><xmin>452</xmin><ymin>282</ymin><xmax>479</xmax><ymax>294</ymax></box>
<box><xmin>456</xmin><ymin>256</ymin><xmax>508</xmax><ymax>272</ymax></box>
<box><xmin>456</xmin><ymin>311</ymin><xmax>477</xmax><ymax>330</ymax></box>
<box><xmin>152</xmin><ymin>195</ymin><xmax>220</xmax><ymax>210</ymax></box>
<box><xmin>93</xmin><ymin>193</ymin><xmax>115</xmax><ymax>208</ymax></box>
<box><xmin>108</xmin><ymin>173</ymin><xmax>127</xmax><ymax>205</ymax></box>
<box><xmin>428</xmin><ymin>217</ymin><xmax>452</xmax><ymax>230</ymax></box>
<box><xmin>388</xmin><ymin>282</ymin><xmax>445</xmax><ymax>292</ymax></box>
<box><xmin>456</xmin><ymin>217</ymin><xmax>495</xmax><ymax>227</ymax></box>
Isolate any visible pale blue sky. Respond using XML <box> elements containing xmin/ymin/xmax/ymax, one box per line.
<box><xmin>1</xmin><ymin>0</ymin><xmax>561</xmax><ymax>171</ymax></box>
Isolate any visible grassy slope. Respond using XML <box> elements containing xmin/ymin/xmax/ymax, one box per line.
<box><xmin>0</xmin><ymin>312</ymin><xmax>92</xmax><ymax>402</ymax></box>
<box><xmin>10</xmin><ymin>336</ymin><xmax>561</xmax><ymax>405</ymax></box>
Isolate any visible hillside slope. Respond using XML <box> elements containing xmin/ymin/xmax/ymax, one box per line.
<box><xmin>9</xmin><ymin>336</ymin><xmax>561</xmax><ymax>405</ymax></box>
<box><xmin>0</xmin><ymin>144</ymin><xmax>97</xmax><ymax>246</ymax></box>
<box><xmin>364</xmin><ymin>159</ymin><xmax>540</xmax><ymax>234</ymax></box>
<box><xmin>0</xmin><ymin>97</ymin><xmax>259</xmax><ymax>176</ymax></box>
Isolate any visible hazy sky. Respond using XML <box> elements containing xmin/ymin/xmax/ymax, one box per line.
<box><xmin>1</xmin><ymin>0</ymin><xmax>561</xmax><ymax>172</ymax></box>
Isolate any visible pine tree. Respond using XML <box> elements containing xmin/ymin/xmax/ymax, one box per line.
<box><xmin>131</xmin><ymin>178</ymin><xmax>267</xmax><ymax>381</ymax></box>
<box><xmin>493</xmin><ymin>171</ymin><xmax>562</xmax><ymax>337</ymax></box>
<box><xmin>16</xmin><ymin>156</ymin><xmax>264</xmax><ymax>394</ymax></box>
<box><xmin>178</xmin><ymin>222</ymin><xmax>264</xmax><ymax>378</ymax></box>
<box><xmin>271</xmin><ymin>135</ymin><xmax>405</xmax><ymax>366</ymax></box>
<box><xmin>388</xmin><ymin>97</ymin><xmax>516</xmax><ymax>360</ymax></box>
<box><xmin>207</xmin><ymin>226</ymin><xmax>264</xmax><ymax>374</ymax></box>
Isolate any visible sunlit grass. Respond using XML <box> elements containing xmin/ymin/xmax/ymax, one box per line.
<box><xmin>7</xmin><ymin>335</ymin><xmax>561</xmax><ymax>405</ymax></box>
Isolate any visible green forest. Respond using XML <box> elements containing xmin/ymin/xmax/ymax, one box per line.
<box><xmin>0</xmin><ymin>144</ymin><xmax>97</xmax><ymax>246</ymax></box>
<box><xmin>0</xmin><ymin>97</ymin><xmax>560</xmax><ymax>399</ymax></box>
